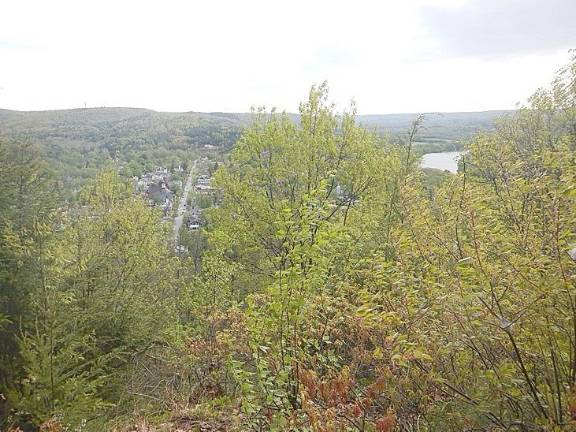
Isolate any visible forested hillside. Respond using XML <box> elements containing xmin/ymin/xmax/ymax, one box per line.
<box><xmin>0</xmin><ymin>108</ymin><xmax>242</xmax><ymax>184</ymax></box>
<box><xmin>1</xmin><ymin>56</ymin><xmax>575</xmax><ymax>432</ymax></box>
<box><xmin>358</xmin><ymin>110</ymin><xmax>510</xmax><ymax>138</ymax></box>
<box><xmin>0</xmin><ymin>107</ymin><xmax>508</xmax><ymax>189</ymax></box>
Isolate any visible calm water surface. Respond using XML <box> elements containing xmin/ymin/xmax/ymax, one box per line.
<box><xmin>421</xmin><ymin>151</ymin><xmax>463</xmax><ymax>173</ymax></box>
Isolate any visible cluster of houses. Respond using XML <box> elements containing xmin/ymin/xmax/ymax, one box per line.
<box><xmin>181</xmin><ymin>173</ymin><xmax>217</xmax><ymax>231</ymax></box>
<box><xmin>195</xmin><ymin>174</ymin><xmax>215</xmax><ymax>194</ymax></box>
<box><xmin>186</xmin><ymin>207</ymin><xmax>202</xmax><ymax>230</ymax></box>
<box><xmin>133</xmin><ymin>167</ymin><xmax>178</xmax><ymax>217</ymax></box>
<box><xmin>132</xmin><ymin>164</ymin><xmax>219</xmax><ymax>235</ymax></box>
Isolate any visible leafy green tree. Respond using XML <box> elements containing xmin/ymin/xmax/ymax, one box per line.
<box><xmin>198</xmin><ymin>84</ymin><xmax>412</xmax><ymax>429</ymax></box>
<box><xmin>3</xmin><ymin>168</ymin><xmax>180</xmax><ymax>429</ymax></box>
<box><xmin>0</xmin><ymin>140</ymin><xmax>59</xmax><ymax>400</ymax></box>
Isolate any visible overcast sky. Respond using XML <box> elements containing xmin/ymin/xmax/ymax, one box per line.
<box><xmin>1</xmin><ymin>0</ymin><xmax>574</xmax><ymax>113</ymax></box>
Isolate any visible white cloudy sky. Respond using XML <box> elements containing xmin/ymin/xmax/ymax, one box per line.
<box><xmin>0</xmin><ymin>0</ymin><xmax>574</xmax><ymax>113</ymax></box>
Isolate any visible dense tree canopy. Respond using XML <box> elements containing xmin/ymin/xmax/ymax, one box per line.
<box><xmin>1</xmin><ymin>55</ymin><xmax>575</xmax><ymax>431</ymax></box>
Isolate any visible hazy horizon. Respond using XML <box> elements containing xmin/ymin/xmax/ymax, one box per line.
<box><xmin>0</xmin><ymin>105</ymin><xmax>515</xmax><ymax>116</ymax></box>
<box><xmin>1</xmin><ymin>0</ymin><xmax>575</xmax><ymax>114</ymax></box>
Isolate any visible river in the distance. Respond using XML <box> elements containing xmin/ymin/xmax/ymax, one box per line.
<box><xmin>421</xmin><ymin>151</ymin><xmax>463</xmax><ymax>173</ymax></box>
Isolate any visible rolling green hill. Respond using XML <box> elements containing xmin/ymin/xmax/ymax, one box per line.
<box><xmin>0</xmin><ymin>107</ymin><xmax>511</xmax><ymax>186</ymax></box>
<box><xmin>0</xmin><ymin>107</ymin><xmax>243</xmax><ymax>183</ymax></box>
<box><xmin>357</xmin><ymin>110</ymin><xmax>511</xmax><ymax>138</ymax></box>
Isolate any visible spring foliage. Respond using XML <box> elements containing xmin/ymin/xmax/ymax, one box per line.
<box><xmin>1</xmin><ymin>55</ymin><xmax>576</xmax><ymax>431</ymax></box>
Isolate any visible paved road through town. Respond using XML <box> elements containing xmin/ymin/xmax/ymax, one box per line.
<box><xmin>172</xmin><ymin>160</ymin><xmax>197</xmax><ymax>247</ymax></box>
